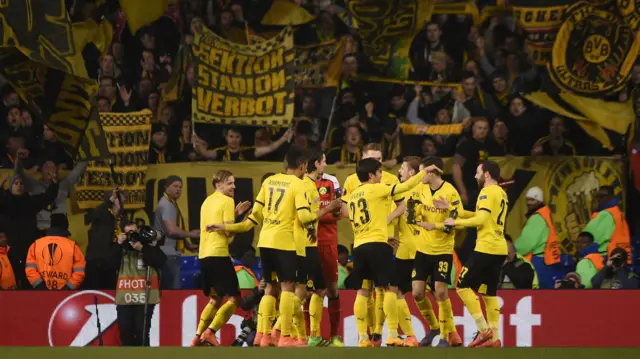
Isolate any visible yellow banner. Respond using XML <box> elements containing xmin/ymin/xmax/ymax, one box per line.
<box><xmin>75</xmin><ymin>111</ymin><xmax>153</xmax><ymax>210</ymax></box>
<box><xmin>2</xmin><ymin>157</ymin><xmax>619</xmax><ymax>255</ymax></box>
<box><xmin>191</xmin><ymin>25</ymin><xmax>296</xmax><ymax>127</ymax></box>
<box><xmin>549</xmin><ymin>2</ymin><xmax>640</xmax><ymax>96</ymax></box>
<box><xmin>294</xmin><ymin>39</ymin><xmax>345</xmax><ymax>88</ymax></box>
<box><xmin>348</xmin><ymin>0</ymin><xmax>433</xmax><ymax>68</ymax></box>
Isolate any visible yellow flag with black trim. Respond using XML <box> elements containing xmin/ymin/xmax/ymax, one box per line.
<box><xmin>294</xmin><ymin>38</ymin><xmax>345</xmax><ymax>88</ymax></box>
<box><xmin>262</xmin><ymin>0</ymin><xmax>315</xmax><ymax>26</ymax></box>
<box><xmin>120</xmin><ymin>0</ymin><xmax>169</xmax><ymax>34</ymax></box>
<box><xmin>549</xmin><ymin>2</ymin><xmax>640</xmax><ymax>97</ymax></box>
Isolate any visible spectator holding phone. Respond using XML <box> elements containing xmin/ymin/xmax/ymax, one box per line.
<box><xmin>591</xmin><ymin>248</ymin><xmax>639</xmax><ymax>289</ymax></box>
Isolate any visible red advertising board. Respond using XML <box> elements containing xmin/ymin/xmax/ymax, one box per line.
<box><xmin>0</xmin><ymin>289</ymin><xmax>637</xmax><ymax>347</ymax></box>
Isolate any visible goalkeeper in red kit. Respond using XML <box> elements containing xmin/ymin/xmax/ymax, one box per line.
<box><xmin>316</xmin><ymin>173</ymin><xmax>344</xmax><ymax>346</ymax></box>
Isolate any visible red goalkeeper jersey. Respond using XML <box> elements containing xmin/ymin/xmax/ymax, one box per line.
<box><xmin>316</xmin><ymin>173</ymin><xmax>341</xmax><ymax>244</ymax></box>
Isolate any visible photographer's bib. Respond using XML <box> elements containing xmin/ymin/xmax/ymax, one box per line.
<box><xmin>115</xmin><ymin>251</ymin><xmax>160</xmax><ymax>305</ymax></box>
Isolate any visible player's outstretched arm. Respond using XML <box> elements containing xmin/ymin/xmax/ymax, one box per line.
<box><xmin>209</xmin><ymin>202</ymin><xmax>264</xmax><ymax>233</ymax></box>
<box><xmin>387</xmin><ymin>201</ymin><xmax>406</xmax><ymax>224</ymax></box>
<box><xmin>390</xmin><ymin>171</ymin><xmax>426</xmax><ymax>197</ymax></box>
<box><xmin>445</xmin><ymin>209</ymin><xmax>490</xmax><ymax>228</ymax></box>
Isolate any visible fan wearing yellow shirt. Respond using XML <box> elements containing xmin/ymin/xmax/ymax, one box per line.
<box><xmin>206</xmin><ymin>147</ymin><xmax>339</xmax><ymax>347</ymax></box>
<box><xmin>441</xmin><ymin>160</ymin><xmax>508</xmax><ymax>348</ymax></box>
<box><xmin>343</xmin><ymin>158</ymin><xmax>440</xmax><ymax>347</ymax></box>
<box><xmin>412</xmin><ymin>156</ymin><xmax>463</xmax><ymax>348</ymax></box>
<box><xmin>195</xmin><ymin>170</ymin><xmax>251</xmax><ymax>346</ymax></box>
<box><xmin>341</xmin><ymin>143</ymin><xmax>405</xmax><ymax>346</ymax></box>
<box><xmin>392</xmin><ymin>156</ymin><xmax>425</xmax><ymax>348</ymax></box>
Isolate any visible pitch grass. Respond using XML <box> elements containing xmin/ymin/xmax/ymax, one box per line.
<box><xmin>2</xmin><ymin>347</ymin><xmax>640</xmax><ymax>359</ymax></box>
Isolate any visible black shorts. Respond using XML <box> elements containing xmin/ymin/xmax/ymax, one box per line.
<box><xmin>413</xmin><ymin>252</ymin><xmax>453</xmax><ymax>285</ymax></box>
<box><xmin>260</xmin><ymin>247</ymin><xmax>297</xmax><ymax>283</ymax></box>
<box><xmin>391</xmin><ymin>258</ymin><xmax>414</xmax><ymax>293</ymax></box>
<box><xmin>352</xmin><ymin>242</ymin><xmax>393</xmax><ymax>288</ymax></box>
<box><xmin>457</xmin><ymin>251</ymin><xmax>506</xmax><ymax>296</ymax></box>
<box><xmin>200</xmin><ymin>256</ymin><xmax>240</xmax><ymax>297</ymax></box>
<box><xmin>305</xmin><ymin>247</ymin><xmax>326</xmax><ymax>290</ymax></box>
<box><xmin>296</xmin><ymin>255</ymin><xmax>307</xmax><ymax>284</ymax></box>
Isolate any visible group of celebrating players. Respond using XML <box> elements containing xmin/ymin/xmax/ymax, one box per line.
<box><xmin>191</xmin><ymin>142</ymin><xmax>509</xmax><ymax>348</ymax></box>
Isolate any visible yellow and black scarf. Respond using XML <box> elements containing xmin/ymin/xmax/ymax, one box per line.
<box><xmin>224</xmin><ymin>146</ymin><xmax>245</xmax><ymax>161</ymax></box>
<box><xmin>152</xmin><ymin>148</ymin><xmax>166</xmax><ymax>163</ymax></box>
<box><xmin>340</xmin><ymin>146</ymin><xmax>362</xmax><ymax>164</ymax></box>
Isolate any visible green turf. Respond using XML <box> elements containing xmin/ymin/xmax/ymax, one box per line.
<box><xmin>2</xmin><ymin>348</ymin><xmax>640</xmax><ymax>359</ymax></box>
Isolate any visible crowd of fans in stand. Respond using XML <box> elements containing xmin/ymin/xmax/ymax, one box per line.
<box><xmin>0</xmin><ymin>0</ymin><xmax>638</xmax><ymax>291</ymax></box>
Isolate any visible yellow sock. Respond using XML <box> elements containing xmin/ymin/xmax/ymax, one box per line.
<box><xmin>279</xmin><ymin>291</ymin><xmax>295</xmax><ymax>337</ymax></box>
<box><xmin>274</xmin><ymin>316</ymin><xmax>282</xmax><ymax>331</ymax></box>
<box><xmin>309</xmin><ymin>293</ymin><xmax>323</xmax><ymax>337</ymax></box>
<box><xmin>415</xmin><ymin>297</ymin><xmax>438</xmax><ymax>330</ymax></box>
<box><xmin>374</xmin><ymin>287</ymin><xmax>385</xmax><ymax>334</ymax></box>
<box><xmin>209</xmin><ymin>300</ymin><xmax>237</xmax><ymax>332</ymax></box>
<box><xmin>437</xmin><ymin>299</ymin><xmax>454</xmax><ymax>338</ymax></box>
<box><xmin>260</xmin><ymin>295</ymin><xmax>277</xmax><ymax>333</ymax></box>
<box><xmin>196</xmin><ymin>302</ymin><xmax>217</xmax><ymax>335</ymax></box>
<box><xmin>397</xmin><ymin>296</ymin><xmax>414</xmax><ymax>337</ymax></box>
<box><xmin>366</xmin><ymin>294</ymin><xmax>375</xmax><ymax>334</ymax></box>
<box><xmin>294</xmin><ymin>296</ymin><xmax>307</xmax><ymax>340</ymax></box>
<box><xmin>456</xmin><ymin>288</ymin><xmax>488</xmax><ymax>332</ymax></box>
<box><xmin>383</xmin><ymin>291</ymin><xmax>399</xmax><ymax>339</ymax></box>
<box><xmin>354</xmin><ymin>294</ymin><xmax>369</xmax><ymax>340</ymax></box>
<box><xmin>483</xmin><ymin>296</ymin><xmax>500</xmax><ymax>338</ymax></box>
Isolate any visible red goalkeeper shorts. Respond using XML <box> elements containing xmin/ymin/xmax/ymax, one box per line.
<box><xmin>317</xmin><ymin>241</ymin><xmax>338</xmax><ymax>283</ymax></box>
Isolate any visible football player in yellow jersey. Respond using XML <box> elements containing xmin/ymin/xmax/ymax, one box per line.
<box><xmin>342</xmin><ymin>143</ymin><xmax>404</xmax><ymax>346</ymax></box>
<box><xmin>392</xmin><ymin>156</ymin><xmax>425</xmax><ymax>347</ymax></box>
<box><xmin>343</xmin><ymin>158</ymin><xmax>440</xmax><ymax>347</ymax></box>
<box><xmin>441</xmin><ymin>160</ymin><xmax>508</xmax><ymax>348</ymax></box>
<box><xmin>411</xmin><ymin>157</ymin><xmax>464</xmax><ymax>347</ymax></box>
<box><xmin>194</xmin><ymin>170</ymin><xmax>251</xmax><ymax>346</ymax></box>
<box><xmin>207</xmin><ymin>147</ymin><xmax>339</xmax><ymax>347</ymax></box>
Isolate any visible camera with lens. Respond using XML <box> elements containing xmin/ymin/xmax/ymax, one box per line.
<box><xmin>610</xmin><ymin>254</ymin><xmax>624</xmax><ymax>268</ymax></box>
<box><xmin>557</xmin><ymin>279</ymin><xmax>576</xmax><ymax>289</ymax></box>
<box><xmin>126</xmin><ymin>225</ymin><xmax>164</xmax><ymax>244</ymax></box>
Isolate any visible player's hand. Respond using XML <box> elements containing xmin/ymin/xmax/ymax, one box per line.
<box><xmin>433</xmin><ymin>196</ymin><xmax>450</xmax><ymax>210</ymax></box>
<box><xmin>444</xmin><ymin>218</ymin><xmax>456</xmax><ymax>227</ymax></box>
<box><xmin>189</xmin><ymin>229</ymin><xmax>201</xmax><ymax>237</ymax></box>
<box><xmin>422</xmin><ymin>164</ymin><xmax>443</xmax><ymax>174</ymax></box>
<box><xmin>327</xmin><ymin>199</ymin><xmax>342</xmax><ymax>211</ymax></box>
<box><xmin>335</xmin><ymin>161</ymin><xmax>346</xmax><ymax>169</ymax></box>
<box><xmin>131</xmin><ymin>241</ymin><xmax>143</xmax><ymax>251</ymax></box>
<box><xmin>235</xmin><ymin>201</ymin><xmax>251</xmax><ymax>216</ymax></box>
<box><xmin>206</xmin><ymin>224</ymin><xmax>225</xmax><ymax>232</ymax></box>
<box><xmin>418</xmin><ymin>222</ymin><xmax>435</xmax><ymax>231</ymax></box>
<box><xmin>387</xmin><ymin>237</ymin><xmax>400</xmax><ymax>249</ymax></box>
<box><xmin>117</xmin><ymin>233</ymin><xmax>127</xmax><ymax>244</ymax></box>
<box><xmin>186</xmin><ymin>242</ymin><xmax>199</xmax><ymax>252</ymax></box>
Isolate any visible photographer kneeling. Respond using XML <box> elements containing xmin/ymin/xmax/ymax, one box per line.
<box><xmin>592</xmin><ymin>248</ymin><xmax>639</xmax><ymax>289</ymax></box>
<box><xmin>115</xmin><ymin>221</ymin><xmax>167</xmax><ymax>346</ymax></box>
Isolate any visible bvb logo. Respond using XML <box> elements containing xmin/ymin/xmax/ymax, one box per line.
<box><xmin>549</xmin><ymin>3</ymin><xmax>640</xmax><ymax>96</ymax></box>
<box><xmin>545</xmin><ymin>158</ymin><xmax>624</xmax><ymax>255</ymax></box>
<box><xmin>583</xmin><ymin>35</ymin><xmax>610</xmax><ymax>64</ymax></box>
<box><xmin>411</xmin><ymin>269</ymin><xmax>416</xmax><ymax>279</ymax></box>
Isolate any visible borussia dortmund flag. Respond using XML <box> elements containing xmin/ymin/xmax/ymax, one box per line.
<box><xmin>510</xmin><ymin>0</ymin><xmax>574</xmax><ymax>66</ymax></box>
<box><xmin>348</xmin><ymin>0</ymin><xmax>434</xmax><ymax>70</ymax></box>
<box><xmin>549</xmin><ymin>2</ymin><xmax>640</xmax><ymax>97</ymax></box>
<box><xmin>120</xmin><ymin>0</ymin><xmax>169</xmax><ymax>34</ymax></box>
<box><xmin>0</xmin><ymin>49</ymin><xmax>109</xmax><ymax>160</ymax></box>
<box><xmin>294</xmin><ymin>38</ymin><xmax>345</xmax><ymax>88</ymax></box>
<box><xmin>191</xmin><ymin>25</ymin><xmax>296</xmax><ymax>127</ymax></box>
<box><xmin>162</xmin><ymin>44</ymin><xmax>192</xmax><ymax>103</ymax></box>
<box><xmin>0</xmin><ymin>0</ymin><xmax>88</xmax><ymax>77</ymax></box>
<box><xmin>76</xmin><ymin>110</ymin><xmax>153</xmax><ymax>210</ymax></box>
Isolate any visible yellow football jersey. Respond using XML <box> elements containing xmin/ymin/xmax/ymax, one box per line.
<box><xmin>420</xmin><ymin>181</ymin><xmax>464</xmax><ymax>255</ymax></box>
<box><xmin>396</xmin><ymin>182</ymin><xmax>424</xmax><ymax>260</ymax></box>
<box><xmin>199</xmin><ymin>191</ymin><xmax>235</xmax><ymax>258</ymax></box>
<box><xmin>254</xmin><ymin>173</ymin><xmax>316</xmax><ymax>251</ymax></box>
<box><xmin>343</xmin><ymin>170</ymin><xmax>402</xmax><ymax>237</ymax></box>
<box><xmin>304</xmin><ymin>175</ymin><xmax>321</xmax><ymax>248</ymax></box>
<box><xmin>343</xmin><ymin>172</ymin><xmax>425</xmax><ymax>248</ymax></box>
<box><xmin>468</xmin><ymin>184</ymin><xmax>508</xmax><ymax>255</ymax></box>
